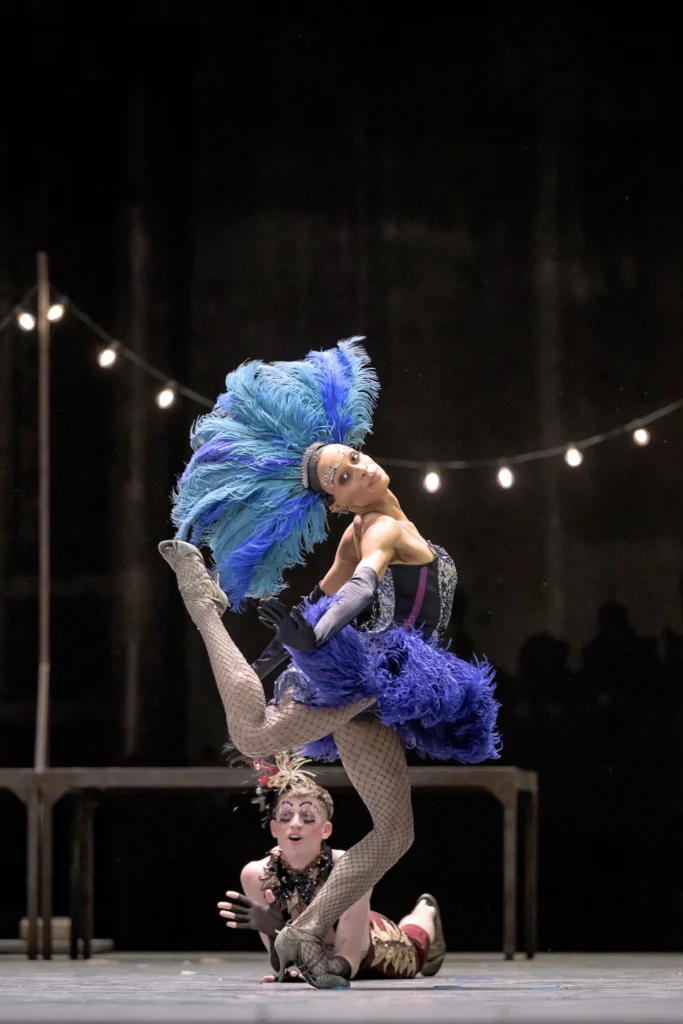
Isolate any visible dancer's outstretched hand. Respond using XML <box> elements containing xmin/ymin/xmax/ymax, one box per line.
<box><xmin>218</xmin><ymin>889</ymin><xmax>284</xmax><ymax>937</ymax></box>
<box><xmin>258</xmin><ymin>599</ymin><xmax>317</xmax><ymax>652</ymax></box>
<box><xmin>263</xmin><ymin>970</ymin><xmax>306</xmax><ymax>983</ymax></box>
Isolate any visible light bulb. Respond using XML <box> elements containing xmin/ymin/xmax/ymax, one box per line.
<box><xmin>156</xmin><ymin>385</ymin><xmax>176</xmax><ymax>409</ymax></box>
<box><xmin>97</xmin><ymin>346</ymin><xmax>118</xmax><ymax>368</ymax></box>
<box><xmin>423</xmin><ymin>470</ymin><xmax>441</xmax><ymax>493</ymax></box>
<box><xmin>633</xmin><ymin>428</ymin><xmax>650</xmax><ymax>446</ymax></box>
<box><xmin>497</xmin><ymin>466</ymin><xmax>514</xmax><ymax>489</ymax></box>
<box><xmin>565</xmin><ymin>446</ymin><xmax>583</xmax><ymax>467</ymax></box>
<box><xmin>17</xmin><ymin>312</ymin><xmax>36</xmax><ymax>331</ymax></box>
<box><xmin>47</xmin><ymin>303</ymin><xmax>65</xmax><ymax>322</ymax></box>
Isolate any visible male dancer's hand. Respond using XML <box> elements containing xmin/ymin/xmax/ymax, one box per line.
<box><xmin>219</xmin><ymin>890</ymin><xmax>302</xmax><ymax>980</ymax></box>
<box><xmin>258</xmin><ymin>599</ymin><xmax>317</xmax><ymax>652</ymax></box>
<box><xmin>262</xmin><ymin>970</ymin><xmax>306</xmax><ymax>983</ymax></box>
<box><xmin>218</xmin><ymin>889</ymin><xmax>284</xmax><ymax>937</ymax></box>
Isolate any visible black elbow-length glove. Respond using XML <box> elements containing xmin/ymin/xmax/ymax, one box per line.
<box><xmin>257</xmin><ymin>566</ymin><xmax>379</xmax><ymax>652</ymax></box>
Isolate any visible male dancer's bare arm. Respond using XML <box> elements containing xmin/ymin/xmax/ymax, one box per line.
<box><xmin>224</xmin><ymin>856</ymin><xmax>372</xmax><ymax>980</ymax></box>
<box><xmin>232</xmin><ymin>865</ymin><xmax>303</xmax><ymax>982</ymax></box>
<box><xmin>239</xmin><ymin>862</ymin><xmax>273</xmax><ymax>953</ymax></box>
<box><xmin>333</xmin><ymin>890</ymin><xmax>373</xmax><ymax>977</ymax></box>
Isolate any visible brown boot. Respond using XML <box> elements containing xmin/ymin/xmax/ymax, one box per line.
<box><xmin>417</xmin><ymin>894</ymin><xmax>446</xmax><ymax>977</ymax></box>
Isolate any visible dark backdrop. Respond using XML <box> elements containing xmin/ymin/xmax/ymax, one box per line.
<box><xmin>0</xmin><ymin>7</ymin><xmax>681</xmax><ymax>952</ymax></box>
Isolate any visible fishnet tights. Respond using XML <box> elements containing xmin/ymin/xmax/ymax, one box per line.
<box><xmin>291</xmin><ymin>717</ymin><xmax>414</xmax><ymax>957</ymax></box>
<box><xmin>167</xmin><ymin>543</ymin><xmax>414</xmax><ymax>974</ymax></box>
<box><xmin>169</xmin><ymin>547</ymin><xmax>372</xmax><ymax>755</ymax></box>
<box><xmin>194</xmin><ymin>609</ymin><xmax>375</xmax><ymax>753</ymax></box>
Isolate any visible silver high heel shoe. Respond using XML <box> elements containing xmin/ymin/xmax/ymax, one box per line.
<box><xmin>158</xmin><ymin>539</ymin><xmax>229</xmax><ymax>617</ymax></box>
<box><xmin>273</xmin><ymin>924</ymin><xmax>350</xmax><ymax>989</ymax></box>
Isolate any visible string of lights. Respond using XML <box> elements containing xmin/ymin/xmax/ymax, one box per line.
<box><xmin>386</xmin><ymin>397</ymin><xmax>683</xmax><ymax>491</ymax></box>
<box><xmin>0</xmin><ymin>286</ymin><xmax>37</xmax><ymax>334</ymax></box>
<box><xmin>4</xmin><ymin>286</ymin><xmax>682</xmax><ymax>492</ymax></box>
<box><xmin>61</xmin><ymin>296</ymin><xmax>215</xmax><ymax>409</ymax></box>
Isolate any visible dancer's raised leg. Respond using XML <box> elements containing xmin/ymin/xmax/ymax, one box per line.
<box><xmin>159</xmin><ymin>540</ymin><xmax>371</xmax><ymax>756</ymax></box>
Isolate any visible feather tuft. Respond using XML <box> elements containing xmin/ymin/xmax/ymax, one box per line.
<box><xmin>170</xmin><ymin>339</ymin><xmax>380</xmax><ymax>609</ymax></box>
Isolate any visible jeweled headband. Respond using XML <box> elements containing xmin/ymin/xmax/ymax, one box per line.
<box><xmin>300</xmin><ymin>442</ymin><xmax>327</xmax><ymax>493</ymax></box>
<box><xmin>300</xmin><ymin>442</ymin><xmax>348</xmax><ymax>493</ymax></box>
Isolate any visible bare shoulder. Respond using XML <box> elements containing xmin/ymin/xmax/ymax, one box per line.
<box><xmin>359</xmin><ymin>512</ymin><xmax>401</xmax><ymax>534</ymax></box>
<box><xmin>336</xmin><ymin>522</ymin><xmax>360</xmax><ymax>562</ymax></box>
<box><xmin>358</xmin><ymin>513</ymin><xmax>402</xmax><ymax>548</ymax></box>
<box><xmin>241</xmin><ymin>857</ymin><xmax>269</xmax><ymax>883</ymax></box>
<box><xmin>331</xmin><ymin>848</ymin><xmax>347</xmax><ymax>863</ymax></box>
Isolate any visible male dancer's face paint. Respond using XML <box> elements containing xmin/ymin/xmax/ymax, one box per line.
<box><xmin>270</xmin><ymin>795</ymin><xmax>332</xmax><ymax>863</ymax></box>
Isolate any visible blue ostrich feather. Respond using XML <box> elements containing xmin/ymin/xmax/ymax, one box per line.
<box><xmin>284</xmin><ymin>598</ymin><xmax>502</xmax><ymax>765</ymax></box>
<box><xmin>170</xmin><ymin>338</ymin><xmax>379</xmax><ymax>609</ymax></box>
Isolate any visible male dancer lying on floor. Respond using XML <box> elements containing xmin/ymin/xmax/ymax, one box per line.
<box><xmin>218</xmin><ymin>754</ymin><xmax>446</xmax><ymax>982</ymax></box>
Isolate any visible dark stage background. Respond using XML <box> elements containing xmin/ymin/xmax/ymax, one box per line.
<box><xmin>0</xmin><ymin>8</ymin><xmax>682</xmax><ymax>953</ymax></box>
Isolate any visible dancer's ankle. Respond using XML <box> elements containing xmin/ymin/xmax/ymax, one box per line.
<box><xmin>398</xmin><ymin>901</ymin><xmax>436</xmax><ymax>943</ymax></box>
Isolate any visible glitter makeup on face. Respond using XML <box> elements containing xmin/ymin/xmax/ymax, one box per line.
<box><xmin>320</xmin><ymin>446</ymin><xmax>347</xmax><ymax>489</ymax></box>
<box><xmin>273</xmin><ymin>798</ymin><xmax>322</xmax><ymax>823</ymax></box>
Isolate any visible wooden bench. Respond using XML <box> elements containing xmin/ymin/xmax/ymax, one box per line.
<box><xmin>0</xmin><ymin>765</ymin><xmax>538</xmax><ymax>961</ymax></box>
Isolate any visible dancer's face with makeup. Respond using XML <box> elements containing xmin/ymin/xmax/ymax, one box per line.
<box><xmin>270</xmin><ymin>794</ymin><xmax>332</xmax><ymax>864</ymax></box>
<box><xmin>316</xmin><ymin>444</ymin><xmax>390</xmax><ymax>513</ymax></box>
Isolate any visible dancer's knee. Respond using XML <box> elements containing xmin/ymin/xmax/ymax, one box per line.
<box><xmin>397</xmin><ymin>818</ymin><xmax>415</xmax><ymax>857</ymax></box>
<box><xmin>230</xmin><ymin>704</ymin><xmax>307</xmax><ymax>756</ymax></box>
<box><xmin>381</xmin><ymin>812</ymin><xmax>414</xmax><ymax>862</ymax></box>
<box><xmin>227</xmin><ymin>722</ymin><xmax>269</xmax><ymax>758</ymax></box>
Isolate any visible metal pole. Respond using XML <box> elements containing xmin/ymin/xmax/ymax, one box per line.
<box><xmin>34</xmin><ymin>251</ymin><xmax>50</xmax><ymax>773</ymax></box>
<box><xmin>535</xmin><ymin>78</ymin><xmax>565</xmax><ymax>638</ymax></box>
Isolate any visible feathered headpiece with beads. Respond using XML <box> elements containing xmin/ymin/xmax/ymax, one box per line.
<box><xmin>224</xmin><ymin>748</ymin><xmax>332</xmax><ymax>827</ymax></box>
<box><xmin>170</xmin><ymin>338</ymin><xmax>379</xmax><ymax>610</ymax></box>
<box><xmin>251</xmin><ymin>751</ymin><xmax>317</xmax><ymax>808</ymax></box>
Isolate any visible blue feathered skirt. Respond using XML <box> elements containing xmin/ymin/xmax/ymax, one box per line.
<box><xmin>271</xmin><ymin>594</ymin><xmax>501</xmax><ymax>764</ymax></box>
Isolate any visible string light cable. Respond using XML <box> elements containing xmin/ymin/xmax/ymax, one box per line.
<box><xmin>0</xmin><ymin>287</ymin><xmax>38</xmax><ymax>334</ymax></box>
<box><xmin>63</xmin><ymin>296</ymin><xmax>213</xmax><ymax>409</ymax></box>
<box><xmin>5</xmin><ymin>285</ymin><xmax>682</xmax><ymax>485</ymax></box>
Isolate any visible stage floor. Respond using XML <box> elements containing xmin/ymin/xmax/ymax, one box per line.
<box><xmin>1</xmin><ymin>952</ymin><xmax>682</xmax><ymax>1022</ymax></box>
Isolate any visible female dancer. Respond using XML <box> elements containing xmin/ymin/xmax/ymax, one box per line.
<box><xmin>159</xmin><ymin>338</ymin><xmax>500</xmax><ymax>989</ymax></box>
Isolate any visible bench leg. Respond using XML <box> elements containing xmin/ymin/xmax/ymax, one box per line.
<box><xmin>81</xmin><ymin>795</ymin><xmax>95</xmax><ymax>960</ymax></box>
<box><xmin>39</xmin><ymin>798</ymin><xmax>54</xmax><ymax>959</ymax></box>
<box><xmin>502</xmin><ymin>797</ymin><xmax>518</xmax><ymax>961</ymax></box>
<box><xmin>523</xmin><ymin>788</ymin><xmax>539</xmax><ymax>958</ymax></box>
<box><xmin>26</xmin><ymin>792</ymin><xmax>40</xmax><ymax>960</ymax></box>
<box><xmin>70</xmin><ymin>795</ymin><xmax>85</xmax><ymax>959</ymax></box>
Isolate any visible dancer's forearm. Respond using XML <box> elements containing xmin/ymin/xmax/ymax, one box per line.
<box><xmin>333</xmin><ymin>892</ymin><xmax>372</xmax><ymax>977</ymax></box>
<box><xmin>251</xmin><ymin>634</ymin><xmax>290</xmax><ymax>680</ymax></box>
<box><xmin>313</xmin><ymin>566</ymin><xmax>378</xmax><ymax>645</ymax></box>
<box><xmin>251</xmin><ymin>584</ymin><xmax>326</xmax><ymax>678</ymax></box>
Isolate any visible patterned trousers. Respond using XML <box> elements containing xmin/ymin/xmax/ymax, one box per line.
<box><xmin>355</xmin><ymin>911</ymin><xmax>430</xmax><ymax>980</ymax></box>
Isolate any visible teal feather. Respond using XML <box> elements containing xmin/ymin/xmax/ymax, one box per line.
<box><xmin>170</xmin><ymin>338</ymin><xmax>380</xmax><ymax>609</ymax></box>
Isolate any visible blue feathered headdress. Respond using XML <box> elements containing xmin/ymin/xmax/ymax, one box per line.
<box><xmin>171</xmin><ymin>338</ymin><xmax>379</xmax><ymax>610</ymax></box>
